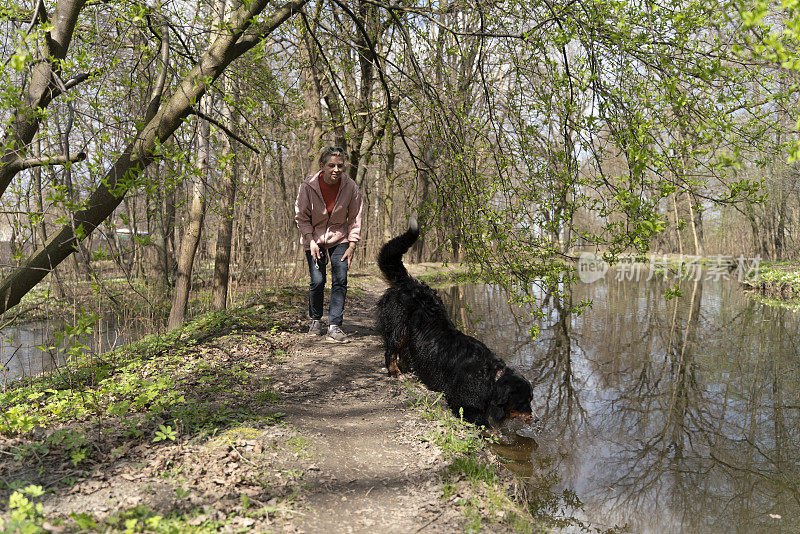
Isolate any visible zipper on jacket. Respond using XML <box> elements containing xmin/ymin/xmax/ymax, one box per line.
<box><xmin>320</xmin><ymin>172</ymin><xmax>345</xmax><ymax>249</ymax></box>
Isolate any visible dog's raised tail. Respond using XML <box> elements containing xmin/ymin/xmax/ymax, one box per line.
<box><xmin>378</xmin><ymin>218</ymin><xmax>419</xmax><ymax>285</ymax></box>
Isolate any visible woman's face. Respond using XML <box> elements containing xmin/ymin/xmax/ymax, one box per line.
<box><xmin>320</xmin><ymin>155</ymin><xmax>345</xmax><ymax>185</ymax></box>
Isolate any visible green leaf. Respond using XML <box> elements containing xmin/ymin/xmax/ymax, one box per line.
<box><xmin>9</xmin><ymin>49</ymin><xmax>31</xmax><ymax>71</ymax></box>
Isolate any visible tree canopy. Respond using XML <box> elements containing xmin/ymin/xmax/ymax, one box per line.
<box><xmin>0</xmin><ymin>0</ymin><xmax>796</xmax><ymax>316</ymax></box>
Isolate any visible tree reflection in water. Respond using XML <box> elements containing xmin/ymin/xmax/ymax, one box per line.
<box><xmin>442</xmin><ymin>277</ymin><xmax>800</xmax><ymax>533</ymax></box>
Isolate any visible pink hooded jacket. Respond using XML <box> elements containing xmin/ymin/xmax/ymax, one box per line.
<box><xmin>294</xmin><ymin>171</ymin><xmax>363</xmax><ymax>250</ymax></box>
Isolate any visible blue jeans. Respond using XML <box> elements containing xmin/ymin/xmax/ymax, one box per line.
<box><xmin>305</xmin><ymin>241</ymin><xmax>349</xmax><ymax>326</ymax></box>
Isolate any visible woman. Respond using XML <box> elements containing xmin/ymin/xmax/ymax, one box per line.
<box><xmin>294</xmin><ymin>147</ymin><xmax>363</xmax><ymax>342</ymax></box>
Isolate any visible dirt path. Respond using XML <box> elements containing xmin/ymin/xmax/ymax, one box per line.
<box><xmin>270</xmin><ymin>276</ymin><xmax>465</xmax><ymax>533</ymax></box>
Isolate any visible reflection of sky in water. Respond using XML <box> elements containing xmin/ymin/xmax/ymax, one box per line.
<box><xmin>1</xmin><ymin>321</ymin><xmax>142</xmax><ymax>385</ymax></box>
<box><xmin>0</xmin><ymin>325</ymin><xmax>62</xmax><ymax>382</ymax></box>
<box><xmin>441</xmin><ymin>277</ymin><xmax>800</xmax><ymax>534</ymax></box>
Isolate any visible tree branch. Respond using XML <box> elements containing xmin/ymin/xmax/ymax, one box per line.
<box><xmin>0</xmin><ymin>0</ymin><xmax>88</xmax><ymax>196</ymax></box>
<box><xmin>65</xmin><ymin>70</ymin><xmax>95</xmax><ymax>89</ymax></box>
<box><xmin>188</xmin><ymin>107</ymin><xmax>261</xmax><ymax>154</ymax></box>
<box><xmin>11</xmin><ymin>151</ymin><xmax>86</xmax><ymax>172</ymax></box>
<box><xmin>0</xmin><ymin>0</ymin><xmax>49</xmax><ymax>69</ymax></box>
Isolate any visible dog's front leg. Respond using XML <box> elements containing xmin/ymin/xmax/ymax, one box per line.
<box><xmin>386</xmin><ymin>349</ymin><xmax>401</xmax><ymax>377</ymax></box>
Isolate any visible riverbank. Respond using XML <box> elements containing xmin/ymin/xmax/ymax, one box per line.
<box><xmin>0</xmin><ymin>268</ymin><xmax>538</xmax><ymax>533</ymax></box>
<box><xmin>574</xmin><ymin>251</ymin><xmax>800</xmax><ymax>307</ymax></box>
<box><xmin>740</xmin><ymin>261</ymin><xmax>800</xmax><ymax>302</ymax></box>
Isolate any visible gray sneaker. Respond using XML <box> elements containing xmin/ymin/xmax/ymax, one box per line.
<box><xmin>326</xmin><ymin>324</ymin><xmax>349</xmax><ymax>343</ymax></box>
<box><xmin>308</xmin><ymin>319</ymin><xmax>323</xmax><ymax>336</ymax></box>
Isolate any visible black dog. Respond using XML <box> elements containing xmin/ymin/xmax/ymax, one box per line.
<box><xmin>376</xmin><ymin>219</ymin><xmax>534</xmax><ymax>428</ymax></box>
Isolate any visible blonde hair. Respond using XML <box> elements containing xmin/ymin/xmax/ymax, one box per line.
<box><xmin>319</xmin><ymin>146</ymin><xmax>346</xmax><ymax>165</ymax></box>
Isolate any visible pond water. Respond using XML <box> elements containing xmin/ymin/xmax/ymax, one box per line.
<box><xmin>0</xmin><ymin>318</ymin><xmax>145</xmax><ymax>386</ymax></box>
<box><xmin>440</xmin><ymin>276</ymin><xmax>799</xmax><ymax>533</ymax></box>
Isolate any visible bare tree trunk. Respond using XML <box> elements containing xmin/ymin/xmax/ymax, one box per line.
<box><xmin>123</xmin><ymin>197</ymin><xmax>140</xmax><ymax>276</ymax></box>
<box><xmin>744</xmin><ymin>206</ymin><xmax>762</xmax><ymax>258</ymax></box>
<box><xmin>302</xmin><ymin>7</ymin><xmax>347</xmax><ymax>151</ymax></box>
<box><xmin>300</xmin><ymin>4</ymin><xmax>325</xmax><ymax>170</ymax></box>
<box><xmin>152</xmin><ymin>158</ymin><xmax>177</xmax><ymax>291</ymax></box>
<box><xmin>382</xmin><ymin>124</ymin><xmax>396</xmax><ymax>241</ymax></box>
<box><xmin>302</xmin><ymin>63</ymin><xmax>323</xmax><ymax>172</ymax></box>
<box><xmin>349</xmin><ymin>0</ymin><xmax>379</xmax><ymax>174</ymax></box>
<box><xmin>413</xmin><ymin>18</ymin><xmax>447</xmax><ymax>263</ymax></box>
<box><xmin>32</xmin><ymin>139</ymin><xmax>46</xmax><ymax>251</ymax></box>
<box><xmin>212</xmin><ymin>76</ymin><xmax>239</xmax><ymax>311</ymax></box>
<box><xmin>165</xmin><ymin>188</ymin><xmax>176</xmax><ymax>280</ymax></box>
<box><xmin>775</xmin><ymin>187</ymin><xmax>787</xmax><ymax>260</ymax></box>
<box><xmin>414</xmin><ymin>146</ymin><xmax>433</xmax><ymax>263</ymax></box>
<box><xmin>168</xmin><ymin>112</ymin><xmax>209</xmax><ymax>329</ymax></box>
<box><xmin>686</xmin><ymin>192</ymin><xmax>703</xmax><ymax>256</ymax></box>
<box><xmin>276</xmin><ymin>140</ymin><xmax>291</xmax><ymax>225</ymax></box>
<box><xmin>672</xmin><ymin>192</ymin><xmax>683</xmax><ymax>255</ymax></box>
<box><xmin>52</xmin><ymin>103</ymin><xmax>92</xmax><ymax>282</ymax></box>
<box><xmin>150</xmin><ymin>163</ymin><xmax>171</xmax><ymax>290</ymax></box>
<box><xmin>32</xmin><ymin>137</ymin><xmax>66</xmax><ymax>298</ymax></box>
<box><xmin>146</xmin><ymin>16</ymin><xmax>172</xmax><ymax>290</ymax></box>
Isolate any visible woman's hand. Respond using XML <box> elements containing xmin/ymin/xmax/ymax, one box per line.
<box><xmin>342</xmin><ymin>244</ymin><xmax>356</xmax><ymax>267</ymax></box>
<box><xmin>309</xmin><ymin>240</ymin><xmax>321</xmax><ymax>260</ymax></box>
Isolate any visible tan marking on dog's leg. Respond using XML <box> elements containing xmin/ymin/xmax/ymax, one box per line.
<box><xmin>388</xmin><ymin>353</ymin><xmax>401</xmax><ymax>377</ymax></box>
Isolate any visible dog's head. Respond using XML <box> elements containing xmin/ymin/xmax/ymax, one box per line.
<box><xmin>488</xmin><ymin>366</ymin><xmax>534</xmax><ymax>427</ymax></box>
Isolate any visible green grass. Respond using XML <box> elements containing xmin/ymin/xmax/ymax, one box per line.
<box><xmin>1</xmin><ymin>492</ymin><xmax>228</xmax><ymax>533</ymax></box>
<box><xmin>416</xmin><ymin>268</ymin><xmax>474</xmax><ymax>287</ymax></box>
<box><xmin>742</xmin><ymin>264</ymin><xmax>800</xmax><ymax>301</ymax></box>
<box><xmin>0</xmin><ymin>303</ymin><xmax>290</xmax><ymax>482</ymax></box>
<box><xmin>0</xmin><ymin>297</ymin><xmax>301</xmax><ymax>532</ymax></box>
<box><xmin>284</xmin><ymin>436</ymin><xmax>313</xmax><ymax>458</ymax></box>
<box><xmin>406</xmin><ymin>385</ymin><xmax>540</xmax><ymax>532</ymax></box>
